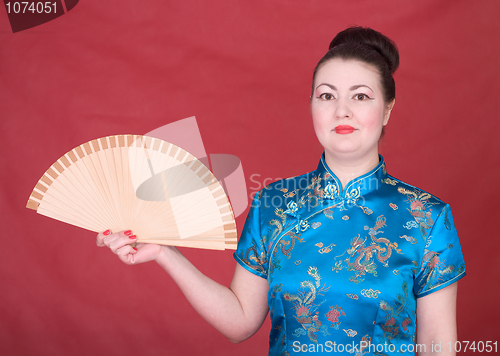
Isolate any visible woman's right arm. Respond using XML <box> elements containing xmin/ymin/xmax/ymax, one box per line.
<box><xmin>97</xmin><ymin>230</ymin><xmax>269</xmax><ymax>343</ymax></box>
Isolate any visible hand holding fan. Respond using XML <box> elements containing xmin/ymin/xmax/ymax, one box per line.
<box><xmin>26</xmin><ymin>135</ymin><xmax>238</xmax><ymax>250</ymax></box>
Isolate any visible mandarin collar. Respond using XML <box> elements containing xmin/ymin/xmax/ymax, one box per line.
<box><xmin>282</xmin><ymin>154</ymin><xmax>389</xmax><ymax>221</ymax></box>
<box><xmin>315</xmin><ymin>153</ymin><xmax>388</xmax><ymax>199</ymax></box>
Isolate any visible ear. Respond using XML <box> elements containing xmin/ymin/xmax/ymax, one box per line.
<box><xmin>383</xmin><ymin>99</ymin><xmax>395</xmax><ymax>126</ymax></box>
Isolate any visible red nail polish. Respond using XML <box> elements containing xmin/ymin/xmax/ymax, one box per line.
<box><xmin>133</xmin><ymin>247</ymin><xmax>138</xmax><ymax>251</ymax></box>
<box><xmin>124</xmin><ymin>230</ymin><xmax>132</xmax><ymax>236</ymax></box>
<box><xmin>129</xmin><ymin>235</ymin><xmax>137</xmax><ymax>239</ymax></box>
<box><xmin>103</xmin><ymin>229</ymin><xmax>111</xmax><ymax>236</ymax></box>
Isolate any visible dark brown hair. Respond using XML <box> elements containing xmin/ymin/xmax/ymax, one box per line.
<box><xmin>312</xmin><ymin>26</ymin><xmax>399</xmax><ymax>103</ymax></box>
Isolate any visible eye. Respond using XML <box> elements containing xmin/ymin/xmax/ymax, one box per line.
<box><xmin>353</xmin><ymin>93</ymin><xmax>371</xmax><ymax>100</ymax></box>
<box><xmin>319</xmin><ymin>93</ymin><xmax>335</xmax><ymax>100</ymax></box>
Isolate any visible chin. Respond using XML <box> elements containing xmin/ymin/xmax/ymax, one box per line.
<box><xmin>325</xmin><ymin>145</ymin><xmax>379</xmax><ymax>162</ymax></box>
<box><xmin>326</xmin><ymin>144</ymin><xmax>360</xmax><ymax>155</ymax></box>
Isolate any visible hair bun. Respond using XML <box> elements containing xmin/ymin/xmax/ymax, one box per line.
<box><xmin>328</xmin><ymin>26</ymin><xmax>399</xmax><ymax>73</ymax></box>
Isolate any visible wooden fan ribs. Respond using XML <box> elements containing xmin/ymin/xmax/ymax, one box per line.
<box><xmin>27</xmin><ymin>135</ymin><xmax>238</xmax><ymax>250</ymax></box>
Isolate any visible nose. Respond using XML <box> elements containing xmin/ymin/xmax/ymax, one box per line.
<box><xmin>335</xmin><ymin>98</ymin><xmax>352</xmax><ymax>119</ymax></box>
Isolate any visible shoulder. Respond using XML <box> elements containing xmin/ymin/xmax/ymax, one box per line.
<box><xmin>380</xmin><ymin>174</ymin><xmax>455</xmax><ymax>236</ymax></box>
<box><xmin>382</xmin><ymin>174</ymin><xmax>448</xmax><ymax>207</ymax></box>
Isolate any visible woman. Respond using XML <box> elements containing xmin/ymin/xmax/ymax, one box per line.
<box><xmin>97</xmin><ymin>27</ymin><xmax>465</xmax><ymax>355</ymax></box>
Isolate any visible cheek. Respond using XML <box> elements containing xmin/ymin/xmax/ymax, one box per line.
<box><xmin>358</xmin><ymin>107</ymin><xmax>386</xmax><ymax>129</ymax></box>
<box><xmin>311</xmin><ymin>107</ymin><xmax>330</xmax><ymax>146</ymax></box>
<box><xmin>311</xmin><ymin>108</ymin><xmax>328</xmax><ymax>134</ymax></box>
<box><xmin>311</xmin><ymin>103</ymin><xmax>329</xmax><ymax>124</ymax></box>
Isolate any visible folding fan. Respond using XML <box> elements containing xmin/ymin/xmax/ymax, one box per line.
<box><xmin>26</xmin><ymin>135</ymin><xmax>238</xmax><ymax>250</ymax></box>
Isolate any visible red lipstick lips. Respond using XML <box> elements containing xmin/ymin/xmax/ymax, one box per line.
<box><xmin>334</xmin><ymin>125</ymin><xmax>355</xmax><ymax>134</ymax></box>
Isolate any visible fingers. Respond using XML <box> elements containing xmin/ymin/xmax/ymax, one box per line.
<box><xmin>109</xmin><ymin>232</ymin><xmax>137</xmax><ymax>254</ymax></box>
<box><xmin>116</xmin><ymin>244</ymin><xmax>138</xmax><ymax>265</ymax></box>
<box><xmin>96</xmin><ymin>229</ymin><xmax>112</xmax><ymax>246</ymax></box>
<box><xmin>97</xmin><ymin>229</ymin><xmax>145</xmax><ymax>265</ymax></box>
<box><xmin>97</xmin><ymin>229</ymin><xmax>137</xmax><ymax>251</ymax></box>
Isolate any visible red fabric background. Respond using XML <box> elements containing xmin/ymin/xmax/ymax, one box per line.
<box><xmin>1</xmin><ymin>1</ymin><xmax>499</xmax><ymax>355</ymax></box>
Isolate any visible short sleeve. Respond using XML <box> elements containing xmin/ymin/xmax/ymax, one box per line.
<box><xmin>414</xmin><ymin>204</ymin><xmax>466</xmax><ymax>298</ymax></box>
<box><xmin>233</xmin><ymin>190</ymin><xmax>269</xmax><ymax>279</ymax></box>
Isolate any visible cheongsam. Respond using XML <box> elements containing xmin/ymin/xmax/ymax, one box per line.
<box><xmin>234</xmin><ymin>154</ymin><xmax>466</xmax><ymax>355</ymax></box>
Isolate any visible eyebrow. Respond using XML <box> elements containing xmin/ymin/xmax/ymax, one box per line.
<box><xmin>315</xmin><ymin>83</ymin><xmax>374</xmax><ymax>91</ymax></box>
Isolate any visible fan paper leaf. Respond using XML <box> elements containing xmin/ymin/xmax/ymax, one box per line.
<box><xmin>27</xmin><ymin>135</ymin><xmax>238</xmax><ymax>250</ymax></box>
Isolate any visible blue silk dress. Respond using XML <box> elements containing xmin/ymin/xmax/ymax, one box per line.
<box><xmin>234</xmin><ymin>154</ymin><xmax>466</xmax><ymax>355</ymax></box>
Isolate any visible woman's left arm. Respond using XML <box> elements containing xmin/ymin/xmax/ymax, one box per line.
<box><xmin>416</xmin><ymin>283</ymin><xmax>458</xmax><ymax>356</ymax></box>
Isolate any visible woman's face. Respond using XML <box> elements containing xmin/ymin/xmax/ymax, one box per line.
<box><xmin>311</xmin><ymin>59</ymin><xmax>394</xmax><ymax>163</ymax></box>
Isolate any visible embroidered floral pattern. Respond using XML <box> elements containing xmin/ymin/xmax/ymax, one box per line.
<box><xmin>378</xmin><ymin>281</ymin><xmax>411</xmax><ymax>345</ymax></box>
<box><xmin>325</xmin><ymin>305</ymin><xmax>345</xmax><ymax>329</ymax></box>
<box><xmin>283</xmin><ymin>266</ymin><xmax>331</xmax><ymax>343</ymax></box>
<box><xmin>398</xmin><ymin>187</ymin><xmax>438</xmax><ymax>241</ymax></box>
<box><xmin>415</xmin><ymin>247</ymin><xmax>457</xmax><ymax>294</ymax></box>
<box><xmin>283</xmin><ymin>200</ymin><xmax>298</xmax><ymax>217</ymax></box>
<box><xmin>323</xmin><ymin>181</ymin><xmax>338</xmax><ymax>199</ymax></box>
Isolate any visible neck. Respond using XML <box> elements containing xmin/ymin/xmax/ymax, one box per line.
<box><xmin>323</xmin><ymin>151</ymin><xmax>380</xmax><ymax>190</ymax></box>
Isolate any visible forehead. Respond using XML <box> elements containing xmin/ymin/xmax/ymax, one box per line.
<box><xmin>315</xmin><ymin>59</ymin><xmax>382</xmax><ymax>88</ymax></box>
